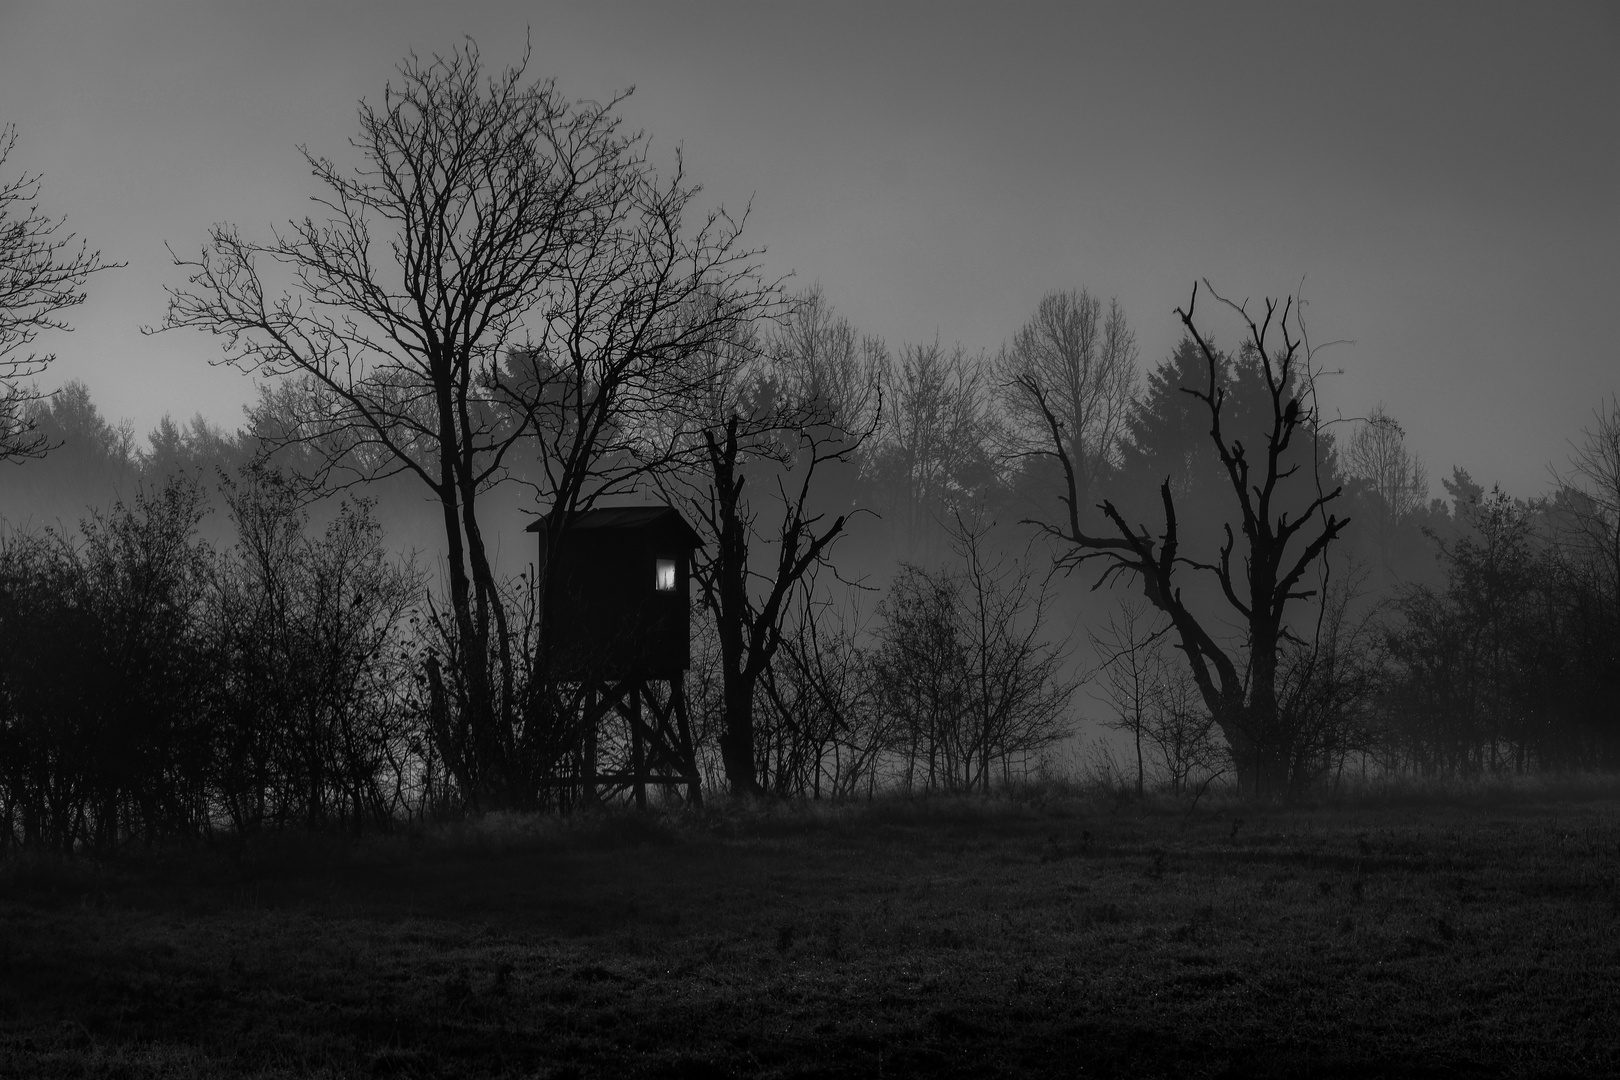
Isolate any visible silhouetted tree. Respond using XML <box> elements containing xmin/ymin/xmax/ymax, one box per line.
<box><xmin>770</xmin><ymin>285</ymin><xmax>885</xmax><ymax>445</ymax></box>
<box><xmin>0</xmin><ymin>381</ymin><xmax>135</xmax><ymax>530</ymax></box>
<box><xmin>212</xmin><ymin>468</ymin><xmax>419</xmax><ymax>832</ymax></box>
<box><xmin>949</xmin><ymin>513</ymin><xmax>1077</xmax><ymax>792</ymax></box>
<box><xmin>143</xmin><ymin>413</ymin><xmax>251</xmax><ymax>484</ymax></box>
<box><xmin>1342</xmin><ymin>405</ymin><xmax>1428</xmax><ymax>568</ymax></box>
<box><xmin>1000</xmin><ymin>289</ymin><xmax>1136</xmax><ymax>529</ymax></box>
<box><xmin>0</xmin><ymin>528</ymin><xmax>97</xmax><ymax>850</ymax></box>
<box><xmin>1385</xmin><ymin>483</ymin><xmax>1523</xmax><ymax>772</ymax></box>
<box><xmin>874</xmin><ymin>563</ymin><xmax>968</xmax><ymax>792</ymax></box>
<box><xmin>1553</xmin><ymin>397</ymin><xmax>1620</xmax><ymax>621</ymax></box>
<box><xmin>764</xmin><ymin>589</ymin><xmax>887</xmax><ymax>799</ymax></box>
<box><xmin>1119</xmin><ymin>336</ymin><xmax>1230</xmax><ymax>510</ymax></box>
<box><xmin>871</xmin><ymin>341</ymin><xmax>994</xmax><ymax>559</ymax></box>
<box><xmin>0</xmin><ymin>477</ymin><xmax>216</xmax><ymax>850</ymax></box>
<box><xmin>77</xmin><ymin>477</ymin><xmax>216</xmax><ymax>847</ymax></box>
<box><xmin>1024</xmin><ymin>282</ymin><xmax>1348</xmax><ymax>796</ymax></box>
<box><xmin>161</xmin><ymin>41</ymin><xmax>768</xmax><ymax>810</ymax></box>
<box><xmin>0</xmin><ymin>126</ymin><xmax>116</xmax><ymax>462</ymax></box>
<box><xmin>873</xmin><ymin>517</ymin><xmax>1075</xmax><ymax>793</ymax></box>
<box><xmin>1092</xmin><ymin>600</ymin><xmax>1166</xmax><ymax>798</ymax></box>
<box><xmin>1547</xmin><ymin>398</ymin><xmax>1620</xmax><ymax>761</ymax></box>
<box><xmin>1092</xmin><ymin>599</ymin><xmax>1228</xmax><ymax>798</ymax></box>
<box><xmin>685</xmin><ymin>404</ymin><xmax>864</xmax><ymax>797</ymax></box>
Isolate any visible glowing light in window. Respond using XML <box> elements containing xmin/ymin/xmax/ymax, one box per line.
<box><xmin>655</xmin><ymin>558</ymin><xmax>676</xmax><ymax>592</ymax></box>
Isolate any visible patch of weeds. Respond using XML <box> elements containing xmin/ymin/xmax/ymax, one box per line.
<box><xmin>1083</xmin><ymin>902</ymin><xmax>1126</xmax><ymax>926</ymax></box>
<box><xmin>1041</xmin><ymin>827</ymin><xmax>1099</xmax><ymax>863</ymax></box>
<box><xmin>367</xmin><ymin>1047</ymin><xmax>424</xmax><ymax>1077</ymax></box>
<box><xmin>1173</xmin><ymin>968</ymin><xmax>1243</xmax><ymax>997</ymax></box>
<box><xmin>441</xmin><ymin>965</ymin><xmax>473</xmax><ymax>1010</ymax></box>
<box><xmin>569</xmin><ymin>965</ymin><xmax>622</xmax><ymax>983</ymax></box>
<box><xmin>590</xmin><ymin>812</ymin><xmax>682</xmax><ymax>849</ymax></box>
<box><xmin>822</xmin><ymin>917</ymin><xmax>844</xmax><ymax>960</ymax></box>
<box><xmin>930</xmin><ymin>1008</ymin><xmax>988</xmax><ymax>1038</ymax></box>
<box><xmin>1399</xmin><ymin>933</ymin><xmax>1448</xmax><ymax>956</ymax></box>
<box><xmin>649</xmin><ymin>1055</ymin><xmax>734</xmax><ymax>1079</ymax></box>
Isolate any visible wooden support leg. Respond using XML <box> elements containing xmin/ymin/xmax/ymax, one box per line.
<box><xmin>671</xmin><ymin>680</ymin><xmax>702</xmax><ymax>808</ymax></box>
<box><xmin>630</xmin><ymin>683</ymin><xmax>647</xmax><ymax>811</ymax></box>
<box><xmin>583</xmin><ymin>688</ymin><xmax>599</xmax><ymax>806</ymax></box>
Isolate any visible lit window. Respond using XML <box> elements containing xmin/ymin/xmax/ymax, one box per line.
<box><xmin>655</xmin><ymin>558</ymin><xmax>677</xmax><ymax>592</ymax></box>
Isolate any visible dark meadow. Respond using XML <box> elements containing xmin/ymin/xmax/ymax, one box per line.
<box><xmin>0</xmin><ymin>4</ymin><xmax>1616</xmax><ymax>1077</ymax></box>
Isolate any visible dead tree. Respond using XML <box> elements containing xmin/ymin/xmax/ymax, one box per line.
<box><xmin>1021</xmin><ymin>281</ymin><xmax>1347</xmax><ymax>796</ymax></box>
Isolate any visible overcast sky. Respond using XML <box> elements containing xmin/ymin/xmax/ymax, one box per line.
<box><xmin>0</xmin><ymin>1</ymin><xmax>1614</xmax><ymax>498</ymax></box>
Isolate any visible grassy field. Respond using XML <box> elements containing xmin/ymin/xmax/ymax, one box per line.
<box><xmin>2</xmin><ymin>784</ymin><xmax>1618</xmax><ymax>1078</ymax></box>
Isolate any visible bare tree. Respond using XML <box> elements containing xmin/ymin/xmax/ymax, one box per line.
<box><xmin>873</xmin><ymin>563</ymin><xmax>969</xmax><ymax>793</ymax></box>
<box><xmin>770</xmin><ymin>285</ymin><xmax>885</xmax><ymax>438</ymax></box>
<box><xmin>873</xmin><ymin>517</ymin><xmax>1076</xmax><ymax>794</ymax></box>
<box><xmin>1091</xmin><ymin>600</ymin><xmax>1167</xmax><ymax>798</ymax></box>
<box><xmin>1273</xmin><ymin>570</ymin><xmax>1379</xmax><ymax>788</ymax></box>
<box><xmin>160</xmin><ymin>42</ymin><xmax>767</xmax><ymax>809</ymax></box>
<box><xmin>1092</xmin><ymin>599</ymin><xmax>1226</xmax><ymax>798</ymax></box>
<box><xmin>687</xmin><ymin>406</ymin><xmax>866</xmax><ymax>797</ymax></box>
<box><xmin>876</xmin><ymin>340</ymin><xmax>992</xmax><ymax>558</ymax></box>
<box><xmin>0</xmin><ymin>126</ymin><xmax>116</xmax><ymax>461</ymax></box>
<box><xmin>1141</xmin><ymin>661</ymin><xmax>1224</xmax><ymax>799</ymax></box>
<box><xmin>1343</xmin><ymin>404</ymin><xmax>1428</xmax><ymax>562</ymax></box>
<box><xmin>767</xmin><ymin>587</ymin><xmax>887</xmax><ymax>799</ymax></box>
<box><xmin>212</xmin><ymin>468</ymin><xmax>420</xmax><ymax>833</ymax></box>
<box><xmin>1023</xmin><ymin>281</ymin><xmax>1348</xmax><ymax>796</ymax></box>
<box><xmin>950</xmin><ymin>512</ymin><xmax>1078</xmax><ymax>792</ymax></box>
<box><xmin>639</xmin><ymin>300</ymin><xmax>871</xmax><ymax>798</ymax></box>
<box><xmin>1001</xmin><ymin>289</ymin><xmax>1137</xmax><ymax>520</ymax></box>
<box><xmin>1555</xmin><ymin>396</ymin><xmax>1620</xmax><ymax>604</ymax></box>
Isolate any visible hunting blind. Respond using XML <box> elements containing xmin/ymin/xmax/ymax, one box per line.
<box><xmin>527</xmin><ymin>506</ymin><xmax>704</xmax><ymax>809</ymax></box>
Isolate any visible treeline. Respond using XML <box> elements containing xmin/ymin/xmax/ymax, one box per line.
<box><xmin>1381</xmin><ymin>465</ymin><xmax>1620</xmax><ymax>776</ymax></box>
<box><xmin>0</xmin><ymin>472</ymin><xmax>420</xmax><ymax>850</ymax></box>
<box><xmin>0</xmin><ymin>467</ymin><xmax>1077</xmax><ymax>849</ymax></box>
<box><xmin>5</xmin><ymin>286</ymin><xmax>1613</xmax><ymax>852</ymax></box>
<box><xmin>1</xmin><ymin>43</ymin><xmax>1615</xmax><ymax>852</ymax></box>
<box><xmin>1091</xmin><ymin>435</ymin><xmax>1620</xmax><ymax>795</ymax></box>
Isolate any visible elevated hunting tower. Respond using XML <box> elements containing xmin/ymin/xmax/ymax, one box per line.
<box><xmin>528</xmin><ymin>506</ymin><xmax>703</xmax><ymax>808</ymax></box>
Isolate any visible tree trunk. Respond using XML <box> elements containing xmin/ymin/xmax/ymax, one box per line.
<box><xmin>718</xmin><ymin>670</ymin><xmax>760</xmax><ymax>797</ymax></box>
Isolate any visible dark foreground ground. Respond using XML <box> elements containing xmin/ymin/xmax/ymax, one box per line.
<box><xmin>2</xmin><ymin>786</ymin><xmax>1618</xmax><ymax>1079</ymax></box>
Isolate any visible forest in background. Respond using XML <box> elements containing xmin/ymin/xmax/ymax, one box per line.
<box><xmin>0</xmin><ymin>42</ymin><xmax>1616</xmax><ymax>852</ymax></box>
